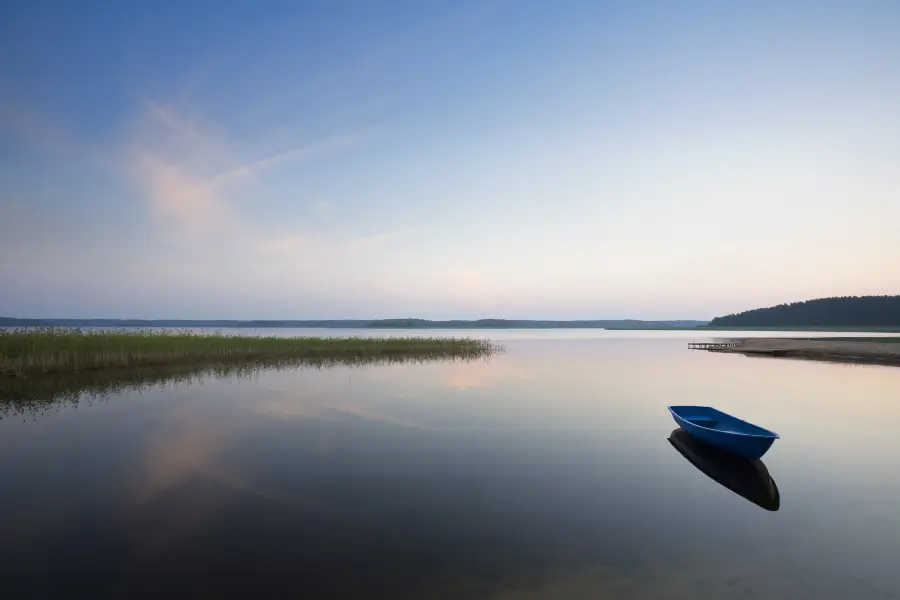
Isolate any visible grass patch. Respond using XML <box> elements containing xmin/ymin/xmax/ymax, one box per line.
<box><xmin>0</xmin><ymin>328</ymin><xmax>501</xmax><ymax>376</ymax></box>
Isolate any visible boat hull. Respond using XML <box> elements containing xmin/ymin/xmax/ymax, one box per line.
<box><xmin>668</xmin><ymin>406</ymin><xmax>777</xmax><ymax>461</ymax></box>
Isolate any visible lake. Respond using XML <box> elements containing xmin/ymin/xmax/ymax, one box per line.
<box><xmin>2</xmin><ymin>330</ymin><xmax>898</xmax><ymax>599</ymax></box>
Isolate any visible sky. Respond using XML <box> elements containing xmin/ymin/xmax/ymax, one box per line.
<box><xmin>1</xmin><ymin>0</ymin><xmax>898</xmax><ymax>320</ymax></box>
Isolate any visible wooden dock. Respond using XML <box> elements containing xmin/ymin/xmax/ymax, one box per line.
<box><xmin>688</xmin><ymin>342</ymin><xmax>740</xmax><ymax>350</ymax></box>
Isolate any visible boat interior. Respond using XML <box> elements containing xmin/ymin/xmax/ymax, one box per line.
<box><xmin>670</xmin><ymin>406</ymin><xmax>778</xmax><ymax>438</ymax></box>
<box><xmin>685</xmin><ymin>415</ymin><xmax>718</xmax><ymax>426</ymax></box>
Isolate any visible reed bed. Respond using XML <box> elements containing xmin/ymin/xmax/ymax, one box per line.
<box><xmin>0</xmin><ymin>328</ymin><xmax>501</xmax><ymax>376</ymax></box>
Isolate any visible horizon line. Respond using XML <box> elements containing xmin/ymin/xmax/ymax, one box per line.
<box><xmin>0</xmin><ymin>316</ymin><xmax>711</xmax><ymax>323</ymax></box>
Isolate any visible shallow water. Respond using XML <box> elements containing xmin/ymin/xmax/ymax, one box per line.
<box><xmin>2</xmin><ymin>331</ymin><xmax>899</xmax><ymax>599</ymax></box>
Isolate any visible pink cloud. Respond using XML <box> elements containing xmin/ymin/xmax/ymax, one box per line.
<box><xmin>133</xmin><ymin>150</ymin><xmax>233</xmax><ymax>232</ymax></box>
<box><xmin>127</xmin><ymin>102</ymin><xmax>366</xmax><ymax>233</ymax></box>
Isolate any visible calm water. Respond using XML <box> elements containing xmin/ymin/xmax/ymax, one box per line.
<box><xmin>2</xmin><ymin>331</ymin><xmax>899</xmax><ymax>599</ymax></box>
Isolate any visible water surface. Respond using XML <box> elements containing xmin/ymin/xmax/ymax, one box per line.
<box><xmin>2</xmin><ymin>331</ymin><xmax>898</xmax><ymax>598</ymax></box>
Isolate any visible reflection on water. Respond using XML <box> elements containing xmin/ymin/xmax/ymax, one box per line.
<box><xmin>1</xmin><ymin>336</ymin><xmax>899</xmax><ymax>598</ymax></box>
<box><xmin>668</xmin><ymin>428</ymin><xmax>780</xmax><ymax>511</ymax></box>
<box><xmin>0</xmin><ymin>354</ymin><xmax>494</xmax><ymax>419</ymax></box>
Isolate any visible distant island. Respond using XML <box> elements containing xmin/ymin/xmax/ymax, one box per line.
<box><xmin>709</xmin><ymin>295</ymin><xmax>900</xmax><ymax>328</ymax></box>
<box><xmin>0</xmin><ymin>317</ymin><xmax>709</xmax><ymax>329</ymax></box>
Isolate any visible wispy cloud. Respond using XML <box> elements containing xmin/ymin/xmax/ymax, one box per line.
<box><xmin>208</xmin><ymin>133</ymin><xmax>366</xmax><ymax>187</ymax></box>
<box><xmin>132</xmin><ymin>149</ymin><xmax>234</xmax><ymax>232</ymax></box>
<box><xmin>127</xmin><ymin>101</ymin><xmax>367</xmax><ymax>233</ymax></box>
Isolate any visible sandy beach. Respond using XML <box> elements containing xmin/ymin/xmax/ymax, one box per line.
<box><xmin>705</xmin><ymin>338</ymin><xmax>900</xmax><ymax>366</ymax></box>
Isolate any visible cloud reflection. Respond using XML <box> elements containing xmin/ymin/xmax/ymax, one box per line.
<box><xmin>443</xmin><ymin>362</ymin><xmax>535</xmax><ymax>390</ymax></box>
<box><xmin>127</xmin><ymin>405</ymin><xmax>305</xmax><ymax>554</ymax></box>
<box><xmin>252</xmin><ymin>393</ymin><xmax>430</xmax><ymax>431</ymax></box>
<box><xmin>0</xmin><ymin>353</ymin><xmax>496</xmax><ymax>420</ymax></box>
<box><xmin>131</xmin><ymin>407</ymin><xmax>237</xmax><ymax>504</ymax></box>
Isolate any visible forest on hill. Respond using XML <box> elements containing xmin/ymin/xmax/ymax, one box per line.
<box><xmin>709</xmin><ymin>295</ymin><xmax>900</xmax><ymax>328</ymax></box>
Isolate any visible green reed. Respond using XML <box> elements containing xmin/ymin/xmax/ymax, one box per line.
<box><xmin>0</xmin><ymin>328</ymin><xmax>501</xmax><ymax>376</ymax></box>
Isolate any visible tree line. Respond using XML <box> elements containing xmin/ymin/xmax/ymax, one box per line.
<box><xmin>709</xmin><ymin>295</ymin><xmax>900</xmax><ymax>327</ymax></box>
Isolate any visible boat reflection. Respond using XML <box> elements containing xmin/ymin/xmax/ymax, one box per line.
<box><xmin>668</xmin><ymin>428</ymin><xmax>780</xmax><ymax>511</ymax></box>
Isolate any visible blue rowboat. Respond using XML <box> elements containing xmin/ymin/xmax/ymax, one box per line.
<box><xmin>667</xmin><ymin>405</ymin><xmax>779</xmax><ymax>461</ymax></box>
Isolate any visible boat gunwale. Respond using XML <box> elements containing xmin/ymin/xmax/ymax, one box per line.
<box><xmin>667</xmin><ymin>405</ymin><xmax>780</xmax><ymax>440</ymax></box>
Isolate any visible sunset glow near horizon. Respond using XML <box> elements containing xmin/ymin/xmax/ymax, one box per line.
<box><xmin>2</xmin><ymin>1</ymin><xmax>898</xmax><ymax>320</ymax></box>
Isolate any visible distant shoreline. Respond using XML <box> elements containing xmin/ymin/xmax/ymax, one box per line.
<box><xmin>2</xmin><ymin>318</ymin><xmax>900</xmax><ymax>333</ymax></box>
<box><xmin>0</xmin><ymin>317</ymin><xmax>900</xmax><ymax>334</ymax></box>
<box><xmin>0</xmin><ymin>318</ymin><xmax>708</xmax><ymax>329</ymax></box>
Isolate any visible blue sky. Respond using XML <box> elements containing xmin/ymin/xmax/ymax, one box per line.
<box><xmin>1</xmin><ymin>0</ymin><xmax>898</xmax><ymax>319</ymax></box>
